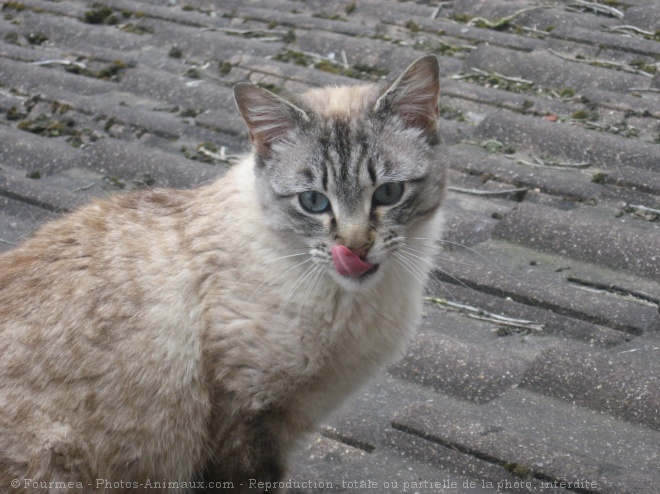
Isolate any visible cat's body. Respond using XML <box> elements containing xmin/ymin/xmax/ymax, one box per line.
<box><xmin>0</xmin><ymin>56</ymin><xmax>445</xmax><ymax>493</ymax></box>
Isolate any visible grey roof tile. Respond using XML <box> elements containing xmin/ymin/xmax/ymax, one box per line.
<box><xmin>0</xmin><ymin>163</ymin><xmax>83</xmax><ymax>212</ymax></box>
<box><xmin>466</xmin><ymin>45</ymin><xmax>649</xmax><ymax>93</ymax></box>
<box><xmin>393</xmin><ymin>392</ymin><xmax>660</xmax><ymax>494</ymax></box>
<box><xmin>624</xmin><ymin>4</ymin><xmax>660</xmax><ymax>31</ymax></box>
<box><xmin>521</xmin><ymin>339</ymin><xmax>660</xmax><ymax>429</ymax></box>
<box><xmin>493</xmin><ymin>202</ymin><xmax>660</xmax><ymax>279</ymax></box>
<box><xmin>79</xmin><ymin>138</ymin><xmax>224</xmax><ymax>189</ymax></box>
<box><xmin>0</xmin><ymin>125</ymin><xmax>82</xmax><ymax>175</ymax></box>
<box><xmin>475</xmin><ymin>111</ymin><xmax>660</xmax><ymax>172</ymax></box>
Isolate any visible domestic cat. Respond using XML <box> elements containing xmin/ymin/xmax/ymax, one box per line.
<box><xmin>0</xmin><ymin>54</ymin><xmax>445</xmax><ymax>493</ymax></box>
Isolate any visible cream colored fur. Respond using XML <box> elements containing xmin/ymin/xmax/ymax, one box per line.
<box><xmin>0</xmin><ymin>55</ymin><xmax>444</xmax><ymax>493</ymax></box>
<box><xmin>0</xmin><ymin>158</ymin><xmax>441</xmax><ymax>493</ymax></box>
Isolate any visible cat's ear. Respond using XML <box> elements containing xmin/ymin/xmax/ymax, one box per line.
<box><xmin>374</xmin><ymin>55</ymin><xmax>440</xmax><ymax>140</ymax></box>
<box><xmin>234</xmin><ymin>83</ymin><xmax>310</xmax><ymax>156</ymax></box>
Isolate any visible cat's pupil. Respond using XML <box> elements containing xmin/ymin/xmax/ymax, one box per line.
<box><xmin>299</xmin><ymin>191</ymin><xmax>330</xmax><ymax>213</ymax></box>
<box><xmin>373</xmin><ymin>182</ymin><xmax>404</xmax><ymax>206</ymax></box>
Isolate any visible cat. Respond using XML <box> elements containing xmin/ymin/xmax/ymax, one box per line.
<box><xmin>0</xmin><ymin>54</ymin><xmax>445</xmax><ymax>493</ymax></box>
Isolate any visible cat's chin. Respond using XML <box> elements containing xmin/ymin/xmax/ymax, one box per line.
<box><xmin>330</xmin><ymin>264</ymin><xmax>382</xmax><ymax>292</ymax></box>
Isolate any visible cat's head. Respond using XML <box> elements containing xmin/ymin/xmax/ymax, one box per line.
<box><xmin>234</xmin><ymin>55</ymin><xmax>445</xmax><ymax>292</ymax></box>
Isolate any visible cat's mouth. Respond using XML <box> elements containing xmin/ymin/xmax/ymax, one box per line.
<box><xmin>359</xmin><ymin>264</ymin><xmax>379</xmax><ymax>278</ymax></box>
<box><xmin>331</xmin><ymin>245</ymin><xmax>378</xmax><ymax>278</ymax></box>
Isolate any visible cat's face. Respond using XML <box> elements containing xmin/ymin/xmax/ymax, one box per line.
<box><xmin>235</xmin><ymin>56</ymin><xmax>445</xmax><ymax>292</ymax></box>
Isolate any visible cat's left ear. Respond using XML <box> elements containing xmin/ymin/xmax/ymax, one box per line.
<box><xmin>234</xmin><ymin>83</ymin><xmax>310</xmax><ymax>157</ymax></box>
<box><xmin>374</xmin><ymin>55</ymin><xmax>440</xmax><ymax>141</ymax></box>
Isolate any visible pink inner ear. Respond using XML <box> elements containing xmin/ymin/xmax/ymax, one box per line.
<box><xmin>331</xmin><ymin>245</ymin><xmax>373</xmax><ymax>278</ymax></box>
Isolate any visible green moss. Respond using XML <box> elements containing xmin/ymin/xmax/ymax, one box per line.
<box><xmin>449</xmin><ymin>13</ymin><xmax>473</xmax><ymax>23</ymax></box>
<box><xmin>25</xmin><ymin>31</ymin><xmax>48</xmax><ymax>45</ymax></box>
<box><xmin>168</xmin><ymin>46</ymin><xmax>183</xmax><ymax>58</ymax></box>
<box><xmin>345</xmin><ymin>2</ymin><xmax>356</xmax><ymax>14</ymax></box>
<box><xmin>4</xmin><ymin>31</ymin><xmax>20</xmax><ymax>45</ymax></box>
<box><xmin>439</xmin><ymin>105</ymin><xmax>465</xmax><ymax>122</ymax></box>
<box><xmin>51</xmin><ymin>101</ymin><xmax>71</xmax><ymax>114</ymax></box>
<box><xmin>504</xmin><ymin>462</ymin><xmax>531</xmax><ymax>478</ymax></box>
<box><xmin>344</xmin><ymin>62</ymin><xmax>389</xmax><ymax>80</ymax></box>
<box><xmin>17</xmin><ymin>114</ymin><xmax>78</xmax><ymax>138</ymax></box>
<box><xmin>545</xmin><ymin>25</ymin><xmax>555</xmax><ymax>32</ymax></box>
<box><xmin>105</xmin><ymin>176</ymin><xmax>126</xmax><ymax>189</ymax></box>
<box><xmin>103</xmin><ymin>116</ymin><xmax>117</xmax><ymax>132</ymax></box>
<box><xmin>413</xmin><ymin>39</ymin><xmax>471</xmax><ymax>57</ymax></box>
<box><xmin>121</xmin><ymin>23</ymin><xmax>154</xmax><ymax>35</ymax></box>
<box><xmin>256</xmin><ymin>82</ymin><xmax>280</xmax><ymax>93</ymax></box>
<box><xmin>282</xmin><ymin>29</ymin><xmax>296</xmax><ymax>44</ymax></box>
<box><xmin>2</xmin><ymin>1</ymin><xmax>27</xmax><ymax>12</ymax></box>
<box><xmin>630</xmin><ymin>58</ymin><xmax>657</xmax><ymax>75</ymax></box>
<box><xmin>182</xmin><ymin>5</ymin><xmax>194</xmax><ymax>11</ymax></box>
<box><xmin>179</xmin><ymin>108</ymin><xmax>202</xmax><ymax>118</ymax></box>
<box><xmin>273</xmin><ymin>50</ymin><xmax>314</xmax><ymax>66</ymax></box>
<box><xmin>197</xmin><ymin>141</ymin><xmax>217</xmax><ymax>153</ymax></box>
<box><xmin>218</xmin><ymin>60</ymin><xmax>232</xmax><ymax>76</ymax></box>
<box><xmin>314</xmin><ymin>60</ymin><xmax>342</xmax><ymax>74</ymax></box>
<box><xmin>64</xmin><ymin>64</ymin><xmax>94</xmax><ymax>77</ymax></box>
<box><xmin>96</xmin><ymin>59</ymin><xmax>128</xmax><ymax>80</ymax></box>
<box><xmin>591</xmin><ymin>173</ymin><xmax>608</xmax><ymax>184</ymax></box>
<box><xmin>133</xmin><ymin>173</ymin><xmax>156</xmax><ymax>189</ymax></box>
<box><xmin>405</xmin><ymin>20</ymin><xmax>421</xmax><ymax>33</ymax></box>
<box><xmin>455</xmin><ymin>71</ymin><xmax>536</xmax><ymax>95</ymax></box>
<box><xmin>275</xmin><ymin>49</ymin><xmax>388</xmax><ymax>81</ymax></box>
<box><xmin>559</xmin><ymin>87</ymin><xmax>575</xmax><ymax>99</ymax></box>
<box><xmin>267</xmin><ymin>20</ymin><xmax>278</xmax><ymax>29</ymax></box>
<box><xmin>184</xmin><ymin>67</ymin><xmax>201</xmax><ymax>79</ymax></box>
<box><xmin>312</xmin><ymin>12</ymin><xmax>346</xmax><ymax>21</ymax></box>
<box><xmin>6</xmin><ymin>105</ymin><xmax>25</xmax><ymax>121</ymax></box>
<box><xmin>82</xmin><ymin>3</ymin><xmax>113</xmax><ymax>24</ymax></box>
<box><xmin>571</xmin><ymin>110</ymin><xmax>589</xmax><ymax>120</ymax></box>
<box><xmin>480</xmin><ymin>139</ymin><xmax>515</xmax><ymax>154</ymax></box>
<box><xmin>65</xmin><ymin>59</ymin><xmax>128</xmax><ymax>81</ymax></box>
<box><xmin>26</xmin><ymin>170</ymin><xmax>41</xmax><ymax>179</ymax></box>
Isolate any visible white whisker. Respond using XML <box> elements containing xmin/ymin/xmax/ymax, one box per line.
<box><xmin>400</xmin><ymin>243</ymin><xmax>475</xmax><ymax>267</ymax></box>
<box><xmin>393</xmin><ymin>252</ymin><xmax>428</xmax><ymax>287</ymax></box>
<box><xmin>264</xmin><ymin>252</ymin><xmax>310</xmax><ymax>264</ymax></box>
<box><xmin>402</xmin><ymin>236</ymin><xmax>519</xmax><ymax>284</ymax></box>
<box><xmin>249</xmin><ymin>256</ymin><xmax>314</xmax><ymax>302</ymax></box>
<box><xmin>399</xmin><ymin>248</ymin><xmax>475</xmax><ymax>295</ymax></box>
<box><xmin>395</xmin><ymin>251</ymin><xmax>457</xmax><ymax>302</ymax></box>
<box><xmin>280</xmin><ymin>261</ymin><xmax>320</xmax><ymax>314</ymax></box>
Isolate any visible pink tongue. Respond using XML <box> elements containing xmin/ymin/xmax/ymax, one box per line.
<box><xmin>331</xmin><ymin>245</ymin><xmax>373</xmax><ymax>278</ymax></box>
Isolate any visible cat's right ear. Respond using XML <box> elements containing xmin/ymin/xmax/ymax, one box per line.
<box><xmin>234</xmin><ymin>83</ymin><xmax>310</xmax><ymax>157</ymax></box>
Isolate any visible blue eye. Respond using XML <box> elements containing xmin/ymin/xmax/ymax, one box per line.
<box><xmin>299</xmin><ymin>191</ymin><xmax>331</xmax><ymax>213</ymax></box>
<box><xmin>373</xmin><ymin>182</ymin><xmax>404</xmax><ymax>206</ymax></box>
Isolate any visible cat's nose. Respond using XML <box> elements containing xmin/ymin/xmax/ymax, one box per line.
<box><xmin>347</xmin><ymin>243</ymin><xmax>371</xmax><ymax>259</ymax></box>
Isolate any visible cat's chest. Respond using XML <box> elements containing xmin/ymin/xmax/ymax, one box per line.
<box><xmin>281</xmin><ymin>277</ymin><xmax>422</xmax><ymax>419</ymax></box>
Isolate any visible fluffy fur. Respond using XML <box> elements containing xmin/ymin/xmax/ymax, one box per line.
<box><xmin>0</xmin><ymin>55</ymin><xmax>445</xmax><ymax>493</ymax></box>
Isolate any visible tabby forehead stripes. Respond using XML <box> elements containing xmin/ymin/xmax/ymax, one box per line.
<box><xmin>320</xmin><ymin>119</ymin><xmax>378</xmax><ymax>206</ymax></box>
